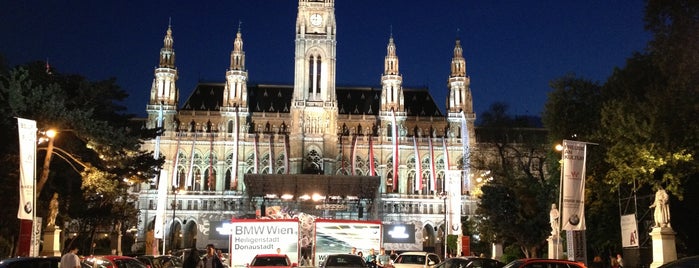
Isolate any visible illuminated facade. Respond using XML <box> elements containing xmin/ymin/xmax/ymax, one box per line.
<box><xmin>137</xmin><ymin>0</ymin><xmax>479</xmax><ymax>254</ymax></box>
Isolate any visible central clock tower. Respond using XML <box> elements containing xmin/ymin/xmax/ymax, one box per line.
<box><xmin>289</xmin><ymin>0</ymin><xmax>339</xmax><ymax>174</ymax></box>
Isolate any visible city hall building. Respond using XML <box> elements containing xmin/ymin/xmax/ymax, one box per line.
<box><xmin>136</xmin><ymin>0</ymin><xmax>484</xmax><ymax>256</ymax></box>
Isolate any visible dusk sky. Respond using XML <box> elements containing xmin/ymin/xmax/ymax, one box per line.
<box><xmin>1</xmin><ymin>1</ymin><xmax>650</xmax><ymax>118</ymax></box>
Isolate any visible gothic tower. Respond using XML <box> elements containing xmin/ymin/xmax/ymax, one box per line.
<box><xmin>446</xmin><ymin>38</ymin><xmax>475</xmax><ymax>145</ymax></box>
<box><xmin>147</xmin><ymin>23</ymin><xmax>179</xmax><ymax>131</ymax></box>
<box><xmin>289</xmin><ymin>0</ymin><xmax>339</xmax><ymax>174</ymax></box>
<box><xmin>379</xmin><ymin>34</ymin><xmax>406</xmax><ymax>192</ymax></box>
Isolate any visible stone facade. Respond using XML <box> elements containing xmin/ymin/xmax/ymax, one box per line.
<box><xmin>136</xmin><ymin>0</ymin><xmax>484</xmax><ymax>253</ymax></box>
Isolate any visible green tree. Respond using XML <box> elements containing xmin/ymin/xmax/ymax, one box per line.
<box><xmin>474</xmin><ymin>103</ymin><xmax>555</xmax><ymax>258</ymax></box>
<box><xmin>0</xmin><ymin>61</ymin><xmax>163</xmax><ymax>255</ymax></box>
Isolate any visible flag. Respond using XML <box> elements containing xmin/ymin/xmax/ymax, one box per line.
<box><xmin>351</xmin><ymin>135</ymin><xmax>359</xmax><ymax>175</ymax></box>
<box><xmin>284</xmin><ymin>135</ymin><xmax>289</xmax><ymax>174</ymax></box>
<box><xmin>428</xmin><ymin>136</ymin><xmax>436</xmax><ymax>191</ymax></box>
<box><xmin>391</xmin><ymin>109</ymin><xmax>399</xmax><ymax>188</ymax></box>
<box><xmin>369</xmin><ymin>137</ymin><xmax>376</xmax><ymax>176</ymax></box>
<box><xmin>185</xmin><ymin>133</ymin><xmax>197</xmax><ymax>187</ymax></box>
<box><xmin>413</xmin><ymin>136</ymin><xmax>422</xmax><ymax>192</ymax></box>
<box><xmin>253</xmin><ymin>134</ymin><xmax>259</xmax><ymax>174</ymax></box>
<box><xmin>17</xmin><ymin>118</ymin><xmax>36</xmax><ymax>220</ymax></box>
<box><xmin>460</xmin><ymin>112</ymin><xmax>471</xmax><ymax>193</ymax></box>
<box><xmin>269</xmin><ymin>135</ymin><xmax>274</xmax><ymax>174</ymax></box>
<box><xmin>153</xmin><ymin>169</ymin><xmax>168</xmax><ymax>240</ymax></box>
<box><xmin>208</xmin><ymin>130</ymin><xmax>214</xmax><ymax>188</ymax></box>
<box><xmin>231</xmin><ymin>108</ymin><xmax>239</xmax><ymax>188</ymax></box>
<box><xmin>561</xmin><ymin>140</ymin><xmax>588</xmax><ymax>231</ymax></box>
<box><xmin>153</xmin><ymin>103</ymin><xmax>164</xmax><ymax>186</ymax></box>
<box><xmin>171</xmin><ymin>132</ymin><xmax>182</xmax><ymax>187</ymax></box>
<box><xmin>442</xmin><ymin>137</ymin><xmax>450</xmax><ymax>172</ymax></box>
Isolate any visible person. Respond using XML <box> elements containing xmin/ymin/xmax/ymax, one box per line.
<box><xmin>389</xmin><ymin>250</ymin><xmax>398</xmax><ymax>262</ymax></box>
<box><xmin>201</xmin><ymin>244</ymin><xmax>225</xmax><ymax>268</ymax></box>
<box><xmin>365</xmin><ymin>248</ymin><xmax>377</xmax><ymax>268</ymax></box>
<box><xmin>549</xmin><ymin>203</ymin><xmax>560</xmax><ymax>236</ymax></box>
<box><xmin>60</xmin><ymin>244</ymin><xmax>80</xmax><ymax>268</ymax></box>
<box><xmin>616</xmin><ymin>253</ymin><xmax>624</xmax><ymax>268</ymax></box>
<box><xmin>650</xmin><ymin>188</ymin><xmax>671</xmax><ymax>228</ymax></box>
<box><xmin>610</xmin><ymin>256</ymin><xmax>619</xmax><ymax>268</ymax></box>
<box><xmin>350</xmin><ymin>247</ymin><xmax>357</xmax><ymax>255</ymax></box>
<box><xmin>277</xmin><ymin>248</ymin><xmax>282</xmax><ymax>254</ymax></box>
<box><xmin>589</xmin><ymin>256</ymin><xmax>603</xmax><ymax>268</ymax></box>
<box><xmin>183</xmin><ymin>245</ymin><xmax>202</xmax><ymax>268</ymax></box>
<box><xmin>358</xmin><ymin>251</ymin><xmax>364</xmax><ymax>258</ymax></box>
<box><xmin>47</xmin><ymin>193</ymin><xmax>59</xmax><ymax>228</ymax></box>
<box><xmin>377</xmin><ymin>248</ymin><xmax>391</xmax><ymax>268</ymax></box>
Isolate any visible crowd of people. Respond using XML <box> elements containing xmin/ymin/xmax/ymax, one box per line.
<box><xmin>348</xmin><ymin>247</ymin><xmax>397</xmax><ymax>268</ymax></box>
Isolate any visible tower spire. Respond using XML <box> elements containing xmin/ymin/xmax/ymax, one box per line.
<box><xmin>223</xmin><ymin>22</ymin><xmax>248</xmax><ymax>108</ymax></box>
<box><xmin>159</xmin><ymin>22</ymin><xmax>175</xmax><ymax>68</ymax></box>
<box><xmin>447</xmin><ymin>38</ymin><xmax>472</xmax><ymax>114</ymax></box>
<box><xmin>380</xmin><ymin>34</ymin><xmax>404</xmax><ymax>112</ymax></box>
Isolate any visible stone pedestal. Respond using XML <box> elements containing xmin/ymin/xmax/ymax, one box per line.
<box><xmin>649</xmin><ymin>227</ymin><xmax>677</xmax><ymax>268</ymax></box>
<box><xmin>491</xmin><ymin>243</ymin><xmax>503</xmax><ymax>260</ymax></box>
<box><xmin>40</xmin><ymin>226</ymin><xmax>62</xmax><ymax>256</ymax></box>
<box><xmin>547</xmin><ymin>235</ymin><xmax>564</xmax><ymax>259</ymax></box>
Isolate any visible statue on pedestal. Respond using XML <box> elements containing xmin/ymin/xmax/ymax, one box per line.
<box><xmin>46</xmin><ymin>193</ymin><xmax>59</xmax><ymax>229</ymax></box>
<box><xmin>549</xmin><ymin>203</ymin><xmax>560</xmax><ymax>236</ymax></box>
<box><xmin>650</xmin><ymin>188</ymin><xmax>671</xmax><ymax>228</ymax></box>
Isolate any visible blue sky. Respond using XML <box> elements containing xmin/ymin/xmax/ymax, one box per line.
<box><xmin>0</xmin><ymin>0</ymin><xmax>650</xmax><ymax>117</ymax></box>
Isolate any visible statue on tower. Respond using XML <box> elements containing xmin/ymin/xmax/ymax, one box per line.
<box><xmin>549</xmin><ymin>203</ymin><xmax>560</xmax><ymax>236</ymax></box>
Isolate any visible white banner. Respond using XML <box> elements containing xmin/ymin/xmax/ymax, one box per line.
<box><xmin>154</xmin><ymin>169</ymin><xmax>169</xmax><ymax>239</ymax></box>
<box><xmin>17</xmin><ymin>118</ymin><xmax>37</xmax><ymax>220</ymax></box>
<box><xmin>561</xmin><ymin>140</ymin><xmax>587</xmax><ymax>231</ymax></box>
<box><xmin>225</xmin><ymin>219</ymin><xmax>299</xmax><ymax>267</ymax></box>
<box><xmin>446</xmin><ymin>170</ymin><xmax>462</xmax><ymax>235</ymax></box>
<box><xmin>620</xmin><ymin>214</ymin><xmax>639</xmax><ymax>248</ymax></box>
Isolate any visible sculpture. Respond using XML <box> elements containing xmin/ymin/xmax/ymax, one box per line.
<box><xmin>549</xmin><ymin>203</ymin><xmax>560</xmax><ymax>236</ymax></box>
<box><xmin>46</xmin><ymin>193</ymin><xmax>59</xmax><ymax>228</ymax></box>
<box><xmin>649</xmin><ymin>188</ymin><xmax>671</xmax><ymax>228</ymax></box>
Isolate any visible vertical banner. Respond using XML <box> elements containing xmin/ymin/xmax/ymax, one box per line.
<box><xmin>460</xmin><ymin>112</ymin><xmax>471</xmax><ymax>194</ymax></box>
<box><xmin>561</xmin><ymin>140</ymin><xmax>587</xmax><ymax>231</ymax></box>
<box><xmin>391</xmin><ymin>110</ymin><xmax>399</xmax><ymax>187</ymax></box>
<box><xmin>17</xmin><ymin>118</ymin><xmax>37</xmax><ymax>220</ymax></box>
<box><xmin>232</xmin><ymin>109</ymin><xmax>239</xmax><ymax>186</ymax></box>
<box><xmin>154</xmin><ymin>169</ymin><xmax>169</xmax><ymax>241</ymax></box>
<box><xmin>446</xmin><ymin>170</ymin><xmax>462</xmax><ymax>235</ymax></box>
<box><xmin>185</xmin><ymin>133</ymin><xmax>197</xmax><ymax>187</ymax></box>
<box><xmin>412</xmin><ymin>137</ymin><xmax>422</xmax><ymax>191</ymax></box>
<box><xmin>171</xmin><ymin>133</ymin><xmax>182</xmax><ymax>187</ymax></box>
<box><xmin>428</xmin><ymin>137</ymin><xmax>436</xmax><ymax>191</ymax></box>
<box><xmin>369</xmin><ymin>138</ymin><xmax>376</xmax><ymax>177</ymax></box>
<box><xmin>620</xmin><ymin>214</ymin><xmax>639</xmax><ymax>248</ymax></box>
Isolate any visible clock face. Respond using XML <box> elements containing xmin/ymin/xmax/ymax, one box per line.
<box><xmin>310</xmin><ymin>14</ymin><xmax>323</xmax><ymax>26</ymax></box>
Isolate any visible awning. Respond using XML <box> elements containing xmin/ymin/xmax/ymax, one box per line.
<box><xmin>243</xmin><ymin>174</ymin><xmax>381</xmax><ymax>200</ymax></box>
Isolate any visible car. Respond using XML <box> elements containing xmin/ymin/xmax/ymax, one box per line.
<box><xmin>248</xmin><ymin>254</ymin><xmax>298</xmax><ymax>268</ymax></box>
<box><xmin>658</xmin><ymin>255</ymin><xmax>699</xmax><ymax>268</ymax></box>
<box><xmin>392</xmin><ymin>252</ymin><xmax>441</xmax><ymax>268</ymax></box>
<box><xmin>435</xmin><ymin>256</ymin><xmax>505</xmax><ymax>268</ymax></box>
<box><xmin>503</xmin><ymin>258</ymin><xmax>587</xmax><ymax>268</ymax></box>
<box><xmin>0</xmin><ymin>256</ymin><xmax>61</xmax><ymax>268</ymax></box>
<box><xmin>321</xmin><ymin>254</ymin><xmax>368</xmax><ymax>268</ymax></box>
<box><xmin>136</xmin><ymin>255</ymin><xmax>183</xmax><ymax>268</ymax></box>
<box><xmin>82</xmin><ymin>255</ymin><xmax>148</xmax><ymax>268</ymax></box>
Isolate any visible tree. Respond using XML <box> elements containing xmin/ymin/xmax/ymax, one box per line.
<box><xmin>473</xmin><ymin>103</ymin><xmax>555</xmax><ymax>258</ymax></box>
<box><xmin>0</xmin><ymin>60</ymin><xmax>163</xmax><ymax>255</ymax></box>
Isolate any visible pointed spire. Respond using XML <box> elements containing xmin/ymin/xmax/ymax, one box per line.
<box><xmin>159</xmin><ymin>21</ymin><xmax>175</xmax><ymax>68</ymax></box>
<box><xmin>450</xmin><ymin>38</ymin><xmax>466</xmax><ymax>77</ymax></box>
<box><xmin>230</xmin><ymin>21</ymin><xmax>245</xmax><ymax>70</ymax></box>
<box><xmin>384</xmin><ymin>34</ymin><xmax>399</xmax><ymax>75</ymax></box>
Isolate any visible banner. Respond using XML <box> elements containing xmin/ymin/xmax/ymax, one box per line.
<box><xmin>460</xmin><ymin>112</ymin><xmax>471</xmax><ymax>193</ymax></box>
<box><xmin>17</xmin><ymin>118</ymin><xmax>37</xmax><ymax>220</ymax></box>
<box><xmin>561</xmin><ymin>140</ymin><xmax>587</xmax><ymax>231</ymax></box>
<box><xmin>620</xmin><ymin>214</ymin><xmax>639</xmax><ymax>248</ymax></box>
<box><xmin>412</xmin><ymin>137</ymin><xmax>422</xmax><ymax>191</ymax></box>
<box><xmin>391</xmin><ymin>110</ymin><xmax>399</xmax><ymax>187</ymax></box>
<box><xmin>154</xmin><ymin>169</ymin><xmax>169</xmax><ymax>240</ymax></box>
<box><xmin>446</xmin><ymin>170</ymin><xmax>462</xmax><ymax>234</ymax></box>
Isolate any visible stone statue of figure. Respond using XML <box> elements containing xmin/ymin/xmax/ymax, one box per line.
<box><xmin>46</xmin><ymin>193</ymin><xmax>59</xmax><ymax>228</ymax></box>
<box><xmin>549</xmin><ymin>203</ymin><xmax>560</xmax><ymax>236</ymax></box>
<box><xmin>650</xmin><ymin>188</ymin><xmax>671</xmax><ymax>228</ymax></box>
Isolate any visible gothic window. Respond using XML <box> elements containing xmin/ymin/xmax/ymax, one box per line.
<box><xmin>225</xmin><ymin>168</ymin><xmax>236</xmax><ymax>190</ymax></box>
<box><xmin>204</xmin><ymin>168</ymin><xmax>216</xmax><ymax>191</ymax></box>
<box><xmin>245</xmin><ymin>154</ymin><xmax>256</xmax><ymax>174</ymax></box>
<box><xmin>276</xmin><ymin>154</ymin><xmax>286</xmax><ymax>174</ymax></box>
<box><xmin>227</xmin><ymin>120</ymin><xmax>234</xmax><ymax>133</ymax></box>
<box><xmin>355</xmin><ymin>156</ymin><xmax>366</xmax><ymax>176</ymax></box>
<box><xmin>421</xmin><ymin>157</ymin><xmax>432</xmax><ymax>195</ymax></box>
<box><xmin>192</xmin><ymin>167</ymin><xmax>202</xmax><ymax>191</ymax></box>
<box><xmin>305</xmin><ymin>149</ymin><xmax>322</xmax><ymax>174</ymax></box>
<box><xmin>261</xmin><ymin>153</ymin><xmax>271</xmax><ymax>174</ymax></box>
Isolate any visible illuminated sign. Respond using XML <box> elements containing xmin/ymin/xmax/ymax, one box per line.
<box><xmin>227</xmin><ymin>219</ymin><xmax>299</xmax><ymax>268</ymax></box>
<box><xmin>382</xmin><ymin>223</ymin><xmax>415</xmax><ymax>243</ymax></box>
